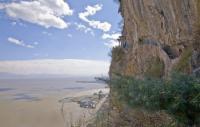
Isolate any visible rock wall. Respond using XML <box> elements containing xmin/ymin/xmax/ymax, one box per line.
<box><xmin>110</xmin><ymin>0</ymin><xmax>200</xmax><ymax>78</ymax></box>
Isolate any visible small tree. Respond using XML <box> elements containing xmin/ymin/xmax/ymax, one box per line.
<box><xmin>111</xmin><ymin>73</ymin><xmax>200</xmax><ymax>126</ymax></box>
<box><xmin>163</xmin><ymin>73</ymin><xmax>200</xmax><ymax>126</ymax></box>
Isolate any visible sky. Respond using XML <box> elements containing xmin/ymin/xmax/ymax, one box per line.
<box><xmin>0</xmin><ymin>59</ymin><xmax>109</xmax><ymax>77</ymax></box>
<box><xmin>0</xmin><ymin>0</ymin><xmax>122</xmax><ymax>76</ymax></box>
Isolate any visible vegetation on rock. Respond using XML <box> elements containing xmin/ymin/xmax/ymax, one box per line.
<box><xmin>111</xmin><ymin>73</ymin><xmax>200</xmax><ymax>126</ymax></box>
<box><xmin>144</xmin><ymin>57</ymin><xmax>165</xmax><ymax>78</ymax></box>
<box><xmin>111</xmin><ymin>46</ymin><xmax>125</xmax><ymax>62</ymax></box>
<box><xmin>174</xmin><ymin>47</ymin><xmax>192</xmax><ymax>73</ymax></box>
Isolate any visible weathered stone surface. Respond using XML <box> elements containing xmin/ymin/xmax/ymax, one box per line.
<box><xmin>110</xmin><ymin>0</ymin><xmax>200</xmax><ymax>78</ymax></box>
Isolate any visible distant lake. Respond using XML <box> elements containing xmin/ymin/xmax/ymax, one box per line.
<box><xmin>0</xmin><ymin>77</ymin><xmax>107</xmax><ymax>101</ymax></box>
<box><xmin>0</xmin><ymin>77</ymin><xmax>108</xmax><ymax>127</ymax></box>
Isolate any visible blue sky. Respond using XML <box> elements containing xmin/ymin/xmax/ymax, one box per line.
<box><xmin>0</xmin><ymin>0</ymin><xmax>122</xmax><ymax>61</ymax></box>
<box><xmin>0</xmin><ymin>0</ymin><xmax>122</xmax><ymax>76</ymax></box>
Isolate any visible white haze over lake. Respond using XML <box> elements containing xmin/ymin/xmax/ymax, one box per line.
<box><xmin>0</xmin><ymin>59</ymin><xmax>110</xmax><ymax>77</ymax></box>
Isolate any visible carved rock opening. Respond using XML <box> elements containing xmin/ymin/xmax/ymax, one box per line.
<box><xmin>162</xmin><ymin>45</ymin><xmax>181</xmax><ymax>59</ymax></box>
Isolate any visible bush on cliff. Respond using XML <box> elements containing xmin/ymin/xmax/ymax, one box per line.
<box><xmin>111</xmin><ymin>73</ymin><xmax>200</xmax><ymax>126</ymax></box>
<box><xmin>111</xmin><ymin>46</ymin><xmax>125</xmax><ymax>62</ymax></box>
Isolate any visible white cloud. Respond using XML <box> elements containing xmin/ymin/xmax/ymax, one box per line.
<box><xmin>67</xmin><ymin>34</ymin><xmax>72</xmax><ymax>38</ymax></box>
<box><xmin>102</xmin><ymin>33</ymin><xmax>121</xmax><ymax>48</ymax></box>
<box><xmin>88</xmin><ymin>21</ymin><xmax>111</xmax><ymax>32</ymax></box>
<box><xmin>33</xmin><ymin>42</ymin><xmax>39</xmax><ymax>45</ymax></box>
<box><xmin>11</xmin><ymin>21</ymin><xmax>17</xmax><ymax>26</ymax></box>
<box><xmin>11</xmin><ymin>21</ymin><xmax>27</xmax><ymax>27</ymax></box>
<box><xmin>79</xmin><ymin>4</ymin><xmax>111</xmax><ymax>32</ymax></box>
<box><xmin>79</xmin><ymin>4</ymin><xmax>102</xmax><ymax>21</ymax></box>
<box><xmin>42</xmin><ymin>31</ymin><xmax>52</xmax><ymax>36</ymax></box>
<box><xmin>74</xmin><ymin>23</ymin><xmax>95</xmax><ymax>36</ymax></box>
<box><xmin>39</xmin><ymin>0</ymin><xmax>73</xmax><ymax>16</ymax></box>
<box><xmin>0</xmin><ymin>3</ymin><xmax>5</xmax><ymax>9</ymax></box>
<box><xmin>0</xmin><ymin>59</ymin><xmax>110</xmax><ymax>76</ymax></box>
<box><xmin>2</xmin><ymin>0</ymin><xmax>73</xmax><ymax>29</ymax></box>
<box><xmin>18</xmin><ymin>22</ymin><xmax>26</xmax><ymax>27</ymax></box>
<box><xmin>102</xmin><ymin>33</ymin><xmax>121</xmax><ymax>40</ymax></box>
<box><xmin>8</xmin><ymin>37</ymin><xmax>35</xmax><ymax>48</ymax></box>
<box><xmin>104</xmin><ymin>40</ymin><xmax>119</xmax><ymax>48</ymax></box>
<box><xmin>26</xmin><ymin>45</ymin><xmax>34</xmax><ymax>48</ymax></box>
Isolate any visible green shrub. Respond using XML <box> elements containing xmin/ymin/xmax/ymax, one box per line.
<box><xmin>111</xmin><ymin>46</ymin><xmax>125</xmax><ymax>62</ymax></box>
<box><xmin>174</xmin><ymin>48</ymin><xmax>192</xmax><ymax>72</ymax></box>
<box><xmin>111</xmin><ymin>73</ymin><xmax>200</xmax><ymax>126</ymax></box>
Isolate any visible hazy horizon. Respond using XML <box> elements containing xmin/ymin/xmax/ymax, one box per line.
<box><xmin>0</xmin><ymin>59</ymin><xmax>110</xmax><ymax>78</ymax></box>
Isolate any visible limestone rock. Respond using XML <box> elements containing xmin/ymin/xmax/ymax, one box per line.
<box><xmin>110</xmin><ymin>0</ymin><xmax>200</xmax><ymax>78</ymax></box>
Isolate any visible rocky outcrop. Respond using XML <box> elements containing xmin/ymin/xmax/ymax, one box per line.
<box><xmin>110</xmin><ymin>0</ymin><xmax>200</xmax><ymax>78</ymax></box>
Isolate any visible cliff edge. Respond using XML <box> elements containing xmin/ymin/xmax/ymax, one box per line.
<box><xmin>110</xmin><ymin>0</ymin><xmax>200</xmax><ymax>79</ymax></box>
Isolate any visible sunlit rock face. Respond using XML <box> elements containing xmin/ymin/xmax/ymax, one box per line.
<box><xmin>110</xmin><ymin>0</ymin><xmax>200</xmax><ymax>78</ymax></box>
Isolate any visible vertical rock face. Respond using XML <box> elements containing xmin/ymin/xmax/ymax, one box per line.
<box><xmin>110</xmin><ymin>0</ymin><xmax>200</xmax><ymax>78</ymax></box>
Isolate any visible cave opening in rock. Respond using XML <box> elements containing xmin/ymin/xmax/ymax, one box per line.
<box><xmin>162</xmin><ymin>45</ymin><xmax>180</xmax><ymax>59</ymax></box>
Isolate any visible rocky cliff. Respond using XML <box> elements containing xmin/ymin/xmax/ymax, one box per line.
<box><xmin>110</xmin><ymin>0</ymin><xmax>200</xmax><ymax>78</ymax></box>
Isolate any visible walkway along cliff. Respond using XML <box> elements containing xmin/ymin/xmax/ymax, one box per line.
<box><xmin>108</xmin><ymin>0</ymin><xmax>200</xmax><ymax>126</ymax></box>
<box><xmin>110</xmin><ymin>0</ymin><xmax>200</xmax><ymax>79</ymax></box>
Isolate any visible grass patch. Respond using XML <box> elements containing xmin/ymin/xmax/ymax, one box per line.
<box><xmin>111</xmin><ymin>73</ymin><xmax>200</xmax><ymax>126</ymax></box>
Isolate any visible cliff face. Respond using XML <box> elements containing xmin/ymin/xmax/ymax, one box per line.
<box><xmin>110</xmin><ymin>0</ymin><xmax>200</xmax><ymax>78</ymax></box>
